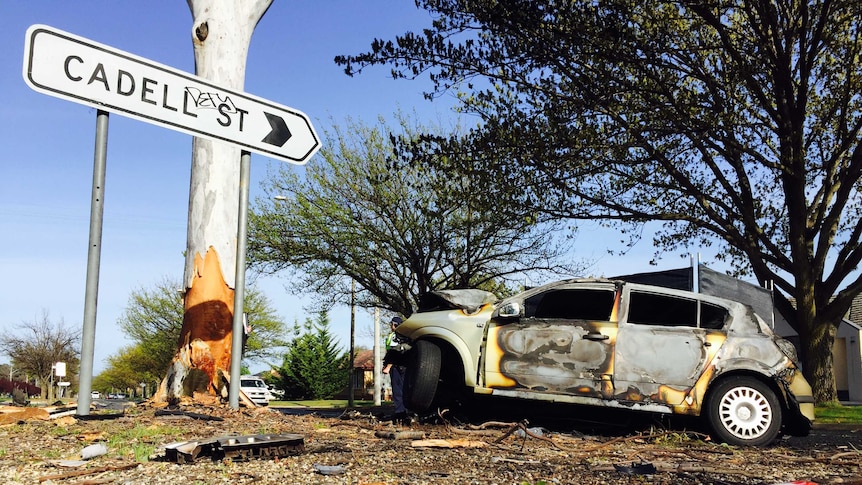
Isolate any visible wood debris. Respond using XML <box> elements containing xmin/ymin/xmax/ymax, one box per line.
<box><xmin>375</xmin><ymin>430</ymin><xmax>425</xmax><ymax>440</ymax></box>
<box><xmin>0</xmin><ymin>406</ymin><xmax>50</xmax><ymax>425</ymax></box>
<box><xmin>411</xmin><ymin>439</ymin><xmax>488</xmax><ymax>448</ymax></box>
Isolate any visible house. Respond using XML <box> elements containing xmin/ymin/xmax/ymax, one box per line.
<box><xmin>340</xmin><ymin>349</ymin><xmax>377</xmax><ymax>400</ymax></box>
<box><xmin>615</xmin><ymin>264</ymin><xmax>862</xmax><ymax>402</ymax></box>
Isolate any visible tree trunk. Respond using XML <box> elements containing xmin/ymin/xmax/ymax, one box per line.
<box><xmin>155</xmin><ymin>0</ymin><xmax>272</xmax><ymax>403</ymax></box>
<box><xmin>801</xmin><ymin>314</ymin><xmax>839</xmax><ymax>405</ymax></box>
<box><xmin>773</xmin><ymin>277</ymin><xmax>841</xmax><ymax>405</ymax></box>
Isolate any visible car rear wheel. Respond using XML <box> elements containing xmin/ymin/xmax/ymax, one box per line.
<box><xmin>404</xmin><ymin>340</ymin><xmax>441</xmax><ymax>412</ymax></box>
<box><xmin>706</xmin><ymin>376</ymin><xmax>782</xmax><ymax>446</ymax></box>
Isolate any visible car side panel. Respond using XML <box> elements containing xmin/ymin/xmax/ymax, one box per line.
<box><xmin>613</xmin><ymin>325</ymin><xmax>724</xmax><ymax>404</ymax></box>
<box><xmin>484</xmin><ymin>319</ymin><xmax>617</xmax><ymax>398</ymax></box>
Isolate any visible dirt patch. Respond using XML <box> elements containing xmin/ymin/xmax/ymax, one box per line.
<box><xmin>0</xmin><ymin>400</ymin><xmax>859</xmax><ymax>484</ymax></box>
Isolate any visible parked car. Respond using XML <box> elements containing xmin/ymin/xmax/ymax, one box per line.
<box><xmin>239</xmin><ymin>375</ymin><xmax>275</xmax><ymax>406</ymax></box>
<box><xmin>396</xmin><ymin>279</ymin><xmax>815</xmax><ymax>446</ymax></box>
<box><xmin>90</xmin><ymin>391</ymin><xmax>100</xmax><ymax>399</ymax></box>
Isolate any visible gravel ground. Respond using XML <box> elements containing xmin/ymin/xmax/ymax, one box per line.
<box><xmin>0</xmin><ymin>398</ymin><xmax>860</xmax><ymax>484</ymax></box>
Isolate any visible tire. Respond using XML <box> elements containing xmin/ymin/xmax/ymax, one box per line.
<box><xmin>404</xmin><ymin>340</ymin><xmax>442</xmax><ymax>412</ymax></box>
<box><xmin>706</xmin><ymin>376</ymin><xmax>782</xmax><ymax>446</ymax></box>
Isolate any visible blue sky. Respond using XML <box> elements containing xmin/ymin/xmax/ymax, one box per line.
<box><xmin>1</xmin><ymin>1</ymin><xmax>694</xmax><ymax>375</ymax></box>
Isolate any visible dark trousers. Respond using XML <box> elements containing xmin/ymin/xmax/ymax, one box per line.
<box><xmin>391</xmin><ymin>365</ymin><xmax>406</xmax><ymax>414</ymax></box>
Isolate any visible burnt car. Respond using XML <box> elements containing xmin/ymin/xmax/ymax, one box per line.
<box><xmin>396</xmin><ymin>279</ymin><xmax>814</xmax><ymax>446</ymax></box>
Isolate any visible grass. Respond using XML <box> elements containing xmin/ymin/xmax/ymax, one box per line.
<box><xmin>106</xmin><ymin>423</ymin><xmax>186</xmax><ymax>462</ymax></box>
<box><xmin>815</xmin><ymin>403</ymin><xmax>862</xmax><ymax>424</ymax></box>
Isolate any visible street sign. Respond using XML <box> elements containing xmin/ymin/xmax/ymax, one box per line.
<box><xmin>23</xmin><ymin>24</ymin><xmax>320</xmax><ymax>164</ymax></box>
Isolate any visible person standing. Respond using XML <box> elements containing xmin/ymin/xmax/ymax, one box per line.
<box><xmin>382</xmin><ymin>316</ymin><xmax>411</xmax><ymax>423</ymax></box>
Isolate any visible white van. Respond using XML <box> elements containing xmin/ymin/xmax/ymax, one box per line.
<box><xmin>239</xmin><ymin>375</ymin><xmax>275</xmax><ymax>406</ymax></box>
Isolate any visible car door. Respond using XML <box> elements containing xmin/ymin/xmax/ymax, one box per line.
<box><xmin>613</xmin><ymin>286</ymin><xmax>727</xmax><ymax>405</ymax></box>
<box><xmin>483</xmin><ymin>283</ymin><xmax>619</xmax><ymax>399</ymax></box>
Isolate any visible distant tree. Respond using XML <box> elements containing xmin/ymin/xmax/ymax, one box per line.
<box><xmin>0</xmin><ymin>364</ymin><xmax>12</xmax><ymax>381</ymax></box>
<box><xmin>93</xmin><ymin>345</ymin><xmax>161</xmax><ymax>397</ymax></box>
<box><xmin>249</xmin><ymin>114</ymin><xmax>583</xmax><ymax>317</ymax></box>
<box><xmin>337</xmin><ymin>0</ymin><xmax>862</xmax><ymax>404</ymax></box>
<box><xmin>275</xmin><ymin>313</ymin><xmax>350</xmax><ymax>400</ymax></box>
<box><xmin>0</xmin><ymin>311</ymin><xmax>80</xmax><ymax>399</ymax></box>
<box><xmin>115</xmin><ymin>277</ymin><xmax>288</xmax><ymax>379</ymax></box>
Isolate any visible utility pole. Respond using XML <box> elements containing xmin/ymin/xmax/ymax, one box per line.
<box><xmin>373</xmin><ymin>307</ymin><xmax>382</xmax><ymax>405</ymax></box>
<box><xmin>348</xmin><ymin>279</ymin><xmax>356</xmax><ymax>407</ymax></box>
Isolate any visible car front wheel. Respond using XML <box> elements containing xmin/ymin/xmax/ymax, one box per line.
<box><xmin>404</xmin><ymin>340</ymin><xmax>441</xmax><ymax>412</ymax></box>
<box><xmin>706</xmin><ymin>376</ymin><xmax>782</xmax><ymax>446</ymax></box>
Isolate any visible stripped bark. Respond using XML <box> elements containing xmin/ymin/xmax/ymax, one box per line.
<box><xmin>159</xmin><ymin>248</ymin><xmax>234</xmax><ymax>399</ymax></box>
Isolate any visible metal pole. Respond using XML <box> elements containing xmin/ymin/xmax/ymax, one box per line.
<box><xmin>229</xmin><ymin>150</ymin><xmax>251</xmax><ymax>409</ymax></box>
<box><xmin>373</xmin><ymin>307</ymin><xmax>381</xmax><ymax>405</ymax></box>
<box><xmin>348</xmin><ymin>279</ymin><xmax>356</xmax><ymax>407</ymax></box>
<box><xmin>77</xmin><ymin>110</ymin><xmax>109</xmax><ymax>416</ymax></box>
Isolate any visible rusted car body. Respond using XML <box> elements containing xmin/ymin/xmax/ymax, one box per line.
<box><xmin>397</xmin><ymin>279</ymin><xmax>814</xmax><ymax>446</ymax></box>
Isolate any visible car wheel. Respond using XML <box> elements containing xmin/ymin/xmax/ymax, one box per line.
<box><xmin>404</xmin><ymin>340</ymin><xmax>441</xmax><ymax>412</ymax></box>
<box><xmin>706</xmin><ymin>376</ymin><xmax>782</xmax><ymax>446</ymax></box>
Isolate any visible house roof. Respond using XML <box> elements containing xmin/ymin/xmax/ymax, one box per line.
<box><xmin>353</xmin><ymin>349</ymin><xmax>374</xmax><ymax>370</ymax></box>
<box><xmin>849</xmin><ymin>294</ymin><xmax>862</xmax><ymax>326</ymax></box>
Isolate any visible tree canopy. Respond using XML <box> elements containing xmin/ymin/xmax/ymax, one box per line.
<box><xmin>336</xmin><ymin>0</ymin><xmax>862</xmax><ymax>403</ymax></box>
<box><xmin>275</xmin><ymin>312</ymin><xmax>350</xmax><ymax>400</ymax></box>
<box><xmin>248</xmin><ymin>115</ymin><xmax>583</xmax><ymax>316</ymax></box>
<box><xmin>93</xmin><ymin>345</ymin><xmax>162</xmax><ymax>398</ymax></box>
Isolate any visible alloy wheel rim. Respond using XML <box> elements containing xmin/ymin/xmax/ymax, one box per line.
<box><xmin>718</xmin><ymin>386</ymin><xmax>773</xmax><ymax>440</ymax></box>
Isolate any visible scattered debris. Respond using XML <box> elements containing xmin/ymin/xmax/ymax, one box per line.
<box><xmin>155</xmin><ymin>409</ymin><xmax>224</xmax><ymax>421</ymax></box>
<box><xmin>313</xmin><ymin>463</ymin><xmax>346</xmax><ymax>475</ymax></box>
<box><xmin>39</xmin><ymin>463</ymin><xmax>139</xmax><ymax>482</ymax></box>
<box><xmin>47</xmin><ymin>404</ymin><xmax>79</xmax><ymax>420</ymax></box>
<box><xmin>0</xmin><ymin>403</ymin><xmax>85</xmax><ymax>426</ymax></box>
<box><xmin>514</xmin><ymin>426</ymin><xmax>549</xmax><ymax>438</ymax></box>
<box><xmin>411</xmin><ymin>439</ymin><xmax>488</xmax><ymax>449</ymax></box>
<box><xmin>78</xmin><ymin>431</ymin><xmax>106</xmax><ymax>441</ymax></box>
<box><xmin>613</xmin><ymin>461</ymin><xmax>657</xmax><ymax>475</ymax></box>
<box><xmin>163</xmin><ymin>433</ymin><xmax>304</xmax><ymax>463</ymax></box>
<box><xmin>81</xmin><ymin>442</ymin><xmax>108</xmax><ymax>460</ymax></box>
<box><xmin>375</xmin><ymin>430</ymin><xmax>425</xmax><ymax>440</ymax></box>
<box><xmin>49</xmin><ymin>441</ymin><xmax>110</xmax><ymax>468</ymax></box>
<box><xmin>491</xmin><ymin>456</ymin><xmax>541</xmax><ymax>465</ymax></box>
<box><xmin>53</xmin><ymin>415</ymin><xmax>77</xmax><ymax>426</ymax></box>
<box><xmin>0</xmin><ymin>406</ymin><xmax>50</xmax><ymax>425</ymax></box>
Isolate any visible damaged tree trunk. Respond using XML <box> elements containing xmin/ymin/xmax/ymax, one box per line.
<box><xmin>155</xmin><ymin>0</ymin><xmax>273</xmax><ymax>403</ymax></box>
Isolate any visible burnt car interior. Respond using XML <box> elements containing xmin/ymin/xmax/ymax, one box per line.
<box><xmin>627</xmin><ymin>291</ymin><xmax>728</xmax><ymax>329</ymax></box>
<box><xmin>526</xmin><ymin>288</ymin><xmax>616</xmax><ymax>321</ymax></box>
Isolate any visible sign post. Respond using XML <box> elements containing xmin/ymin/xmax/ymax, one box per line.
<box><xmin>24</xmin><ymin>24</ymin><xmax>320</xmax><ymax>164</ymax></box>
<box><xmin>23</xmin><ymin>24</ymin><xmax>321</xmax><ymax>413</ymax></box>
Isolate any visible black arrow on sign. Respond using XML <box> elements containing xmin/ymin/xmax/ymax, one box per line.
<box><xmin>262</xmin><ymin>112</ymin><xmax>292</xmax><ymax>147</ymax></box>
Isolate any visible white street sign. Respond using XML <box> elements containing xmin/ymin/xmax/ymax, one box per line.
<box><xmin>23</xmin><ymin>24</ymin><xmax>320</xmax><ymax>164</ymax></box>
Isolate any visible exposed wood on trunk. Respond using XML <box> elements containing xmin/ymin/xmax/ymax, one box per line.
<box><xmin>156</xmin><ymin>247</ymin><xmax>234</xmax><ymax>402</ymax></box>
